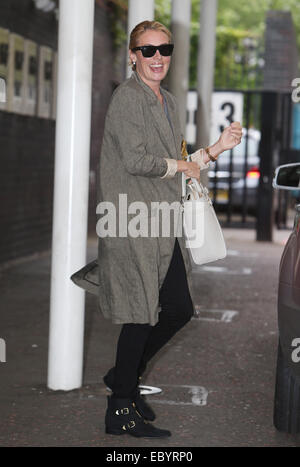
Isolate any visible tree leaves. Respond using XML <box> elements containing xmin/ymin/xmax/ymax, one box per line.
<box><xmin>154</xmin><ymin>0</ymin><xmax>300</xmax><ymax>89</ymax></box>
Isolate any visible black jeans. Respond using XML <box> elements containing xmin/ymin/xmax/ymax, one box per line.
<box><xmin>112</xmin><ymin>238</ymin><xmax>194</xmax><ymax>398</ymax></box>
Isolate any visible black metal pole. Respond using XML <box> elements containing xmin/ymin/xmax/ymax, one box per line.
<box><xmin>256</xmin><ymin>91</ymin><xmax>278</xmax><ymax>241</ymax></box>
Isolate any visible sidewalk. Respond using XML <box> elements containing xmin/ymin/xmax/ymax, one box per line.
<box><xmin>1</xmin><ymin>227</ymin><xmax>300</xmax><ymax>447</ymax></box>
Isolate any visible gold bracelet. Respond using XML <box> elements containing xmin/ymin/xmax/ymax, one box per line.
<box><xmin>204</xmin><ymin>146</ymin><xmax>218</xmax><ymax>162</ymax></box>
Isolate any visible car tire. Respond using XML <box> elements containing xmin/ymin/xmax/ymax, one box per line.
<box><xmin>273</xmin><ymin>340</ymin><xmax>300</xmax><ymax>433</ymax></box>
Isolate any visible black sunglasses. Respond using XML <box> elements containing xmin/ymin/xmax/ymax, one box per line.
<box><xmin>131</xmin><ymin>43</ymin><xmax>174</xmax><ymax>58</ymax></box>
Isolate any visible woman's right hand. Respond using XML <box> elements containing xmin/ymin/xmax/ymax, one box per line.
<box><xmin>177</xmin><ymin>160</ymin><xmax>200</xmax><ymax>180</ymax></box>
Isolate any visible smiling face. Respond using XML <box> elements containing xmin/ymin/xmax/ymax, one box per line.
<box><xmin>129</xmin><ymin>30</ymin><xmax>172</xmax><ymax>91</ymax></box>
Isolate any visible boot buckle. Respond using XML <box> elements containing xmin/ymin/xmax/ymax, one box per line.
<box><xmin>115</xmin><ymin>407</ymin><xmax>129</xmax><ymax>415</ymax></box>
<box><xmin>122</xmin><ymin>420</ymin><xmax>136</xmax><ymax>431</ymax></box>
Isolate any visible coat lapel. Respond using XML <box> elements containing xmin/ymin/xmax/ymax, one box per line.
<box><xmin>161</xmin><ymin>88</ymin><xmax>182</xmax><ymax>160</ymax></box>
<box><xmin>131</xmin><ymin>72</ymin><xmax>178</xmax><ymax>158</ymax></box>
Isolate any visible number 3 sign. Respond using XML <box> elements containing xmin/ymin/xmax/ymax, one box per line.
<box><xmin>210</xmin><ymin>92</ymin><xmax>244</xmax><ymax>145</ymax></box>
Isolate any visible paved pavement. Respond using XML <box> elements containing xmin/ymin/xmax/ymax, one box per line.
<box><xmin>1</xmin><ymin>227</ymin><xmax>300</xmax><ymax>448</ymax></box>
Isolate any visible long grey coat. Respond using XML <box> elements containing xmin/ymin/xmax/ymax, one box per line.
<box><xmin>97</xmin><ymin>71</ymin><xmax>194</xmax><ymax>326</ymax></box>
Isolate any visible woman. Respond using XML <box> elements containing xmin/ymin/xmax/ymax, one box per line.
<box><xmin>97</xmin><ymin>20</ymin><xmax>242</xmax><ymax>438</ymax></box>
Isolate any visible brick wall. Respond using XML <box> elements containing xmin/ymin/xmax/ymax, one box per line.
<box><xmin>0</xmin><ymin>113</ymin><xmax>55</xmax><ymax>263</ymax></box>
<box><xmin>0</xmin><ymin>0</ymin><xmax>115</xmax><ymax>266</ymax></box>
<box><xmin>263</xmin><ymin>11</ymin><xmax>299</xmax><ymax>92</ymax></box>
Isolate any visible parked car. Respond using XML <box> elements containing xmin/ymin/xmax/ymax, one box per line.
<box><xmin>272</xmin><ymin>162</ymin><xmax>300</xmax><ymax>433</ymax></box>
<box><xmin>208</xmin><ymin>128</ymin><xmax>260</xmax><ymax>211</ymax></box>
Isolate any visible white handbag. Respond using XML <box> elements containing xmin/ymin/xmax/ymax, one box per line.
<box><xmin>181</xmin><ymin>168</ymin><xmax>227</xmax><ymax>265</ymax></box>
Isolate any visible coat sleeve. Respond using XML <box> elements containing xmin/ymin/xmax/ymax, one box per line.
<box><xmin>106</xmin><ymin>88</ymin><xmax>168</xmax><ymax>178</ymax></box>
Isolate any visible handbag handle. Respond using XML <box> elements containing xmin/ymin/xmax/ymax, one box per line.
<box><xmin>181</xmin><ymin>155</ymin><xmax>212</xmax><ymax>204</ymax></box>
<box><xmin>181</xmin><ymin>172</ymin><xmax>202</xmax><ymax>198</ymax></box>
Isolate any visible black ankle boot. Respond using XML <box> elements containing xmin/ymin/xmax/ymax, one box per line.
<box><xmin>103</xmin><ymin>367</ymin><xmax>156</xmax><ymax>422</ymax></box>
<box><xmin>105</xmin><ymin>396</ymin><xmax>171</xmax><ymax>438</ymax></box>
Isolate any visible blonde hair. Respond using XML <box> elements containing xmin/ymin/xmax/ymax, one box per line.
<box><xmin>129</xmin><ymin>21</ymin><xmax>172</xmax><ymax>70</ymax></box>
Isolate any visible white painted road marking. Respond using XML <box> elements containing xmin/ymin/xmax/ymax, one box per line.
<box><xmin>193</xmin><ymin>265</ymin><xmax>252</xmax><ymax>275</ymax></box>
<box><xmin>193</xmin><ymin>307</ymin><xmax>239</xmax><ymax>323</ymax></box>
<box><xmin>106</xmin><ymin>384</ymin><xmax>163</xmax><ymax>396</ymax></box>
<box><xmin>0</xmin><ymin>338</ymin><xmax>6</xmax><ymax>363</ymax></box>
<box><xmin>227</xmin><ymin>249</ymin><xmax>258</xmax><ymax>257</ymax></box>
<box><xmin>138</xmin><ymin>385</ymin><xmax>162</xmax><ymax>395</ymax></box>
<box><xmin>148</xmin><ymin>384</ymin><xmax>209</xmax><ymax>407</ymax></box>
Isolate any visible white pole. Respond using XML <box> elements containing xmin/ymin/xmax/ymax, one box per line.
<box><xmin>47</xmin><ymin>0</ymin><xmax>94</xmax><ymax>390</ymax></box>
<box><xmin>126</xmin><ymin>0</ymin><xmax>155</xmax><ymax>77</ymax></box>
<box><xmin>169</xmin><ymin>0</ymin><xmax>191</xmax><ymax>136</ymax></box>
<box><xmin>196</xmin><ymin>0</ymin><xmax>218</xmax><ymax>150</ymax></box>
<box><xmin>0</xmin><ymin>77</ymin><xmax>6</xmax><ymax>102</ymax></box>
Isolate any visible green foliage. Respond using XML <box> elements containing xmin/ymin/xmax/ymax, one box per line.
<box><xmin>107</xmin><ymin>0</ymin><xmax>128</xmax><ymax>51</ymax></box>
<box><xmin>155</xmin><ymin>0</ymin><xmax>300</xmax><ymax>89</ymax></box>
<box><xmin>154</xmin><ymin>0</ymin><xmax>172</xmax><ymax>27</ymax></box>
<box><xmin>108</xmin><ymin>0</ymin><xmax>300</xmax><ymax>89</ymax></box>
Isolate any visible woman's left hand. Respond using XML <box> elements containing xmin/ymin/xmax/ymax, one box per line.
<box><xmin>218</xmin><ymin>121</ymin><xmax>243</xmax><ymax>152</ymax></box>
